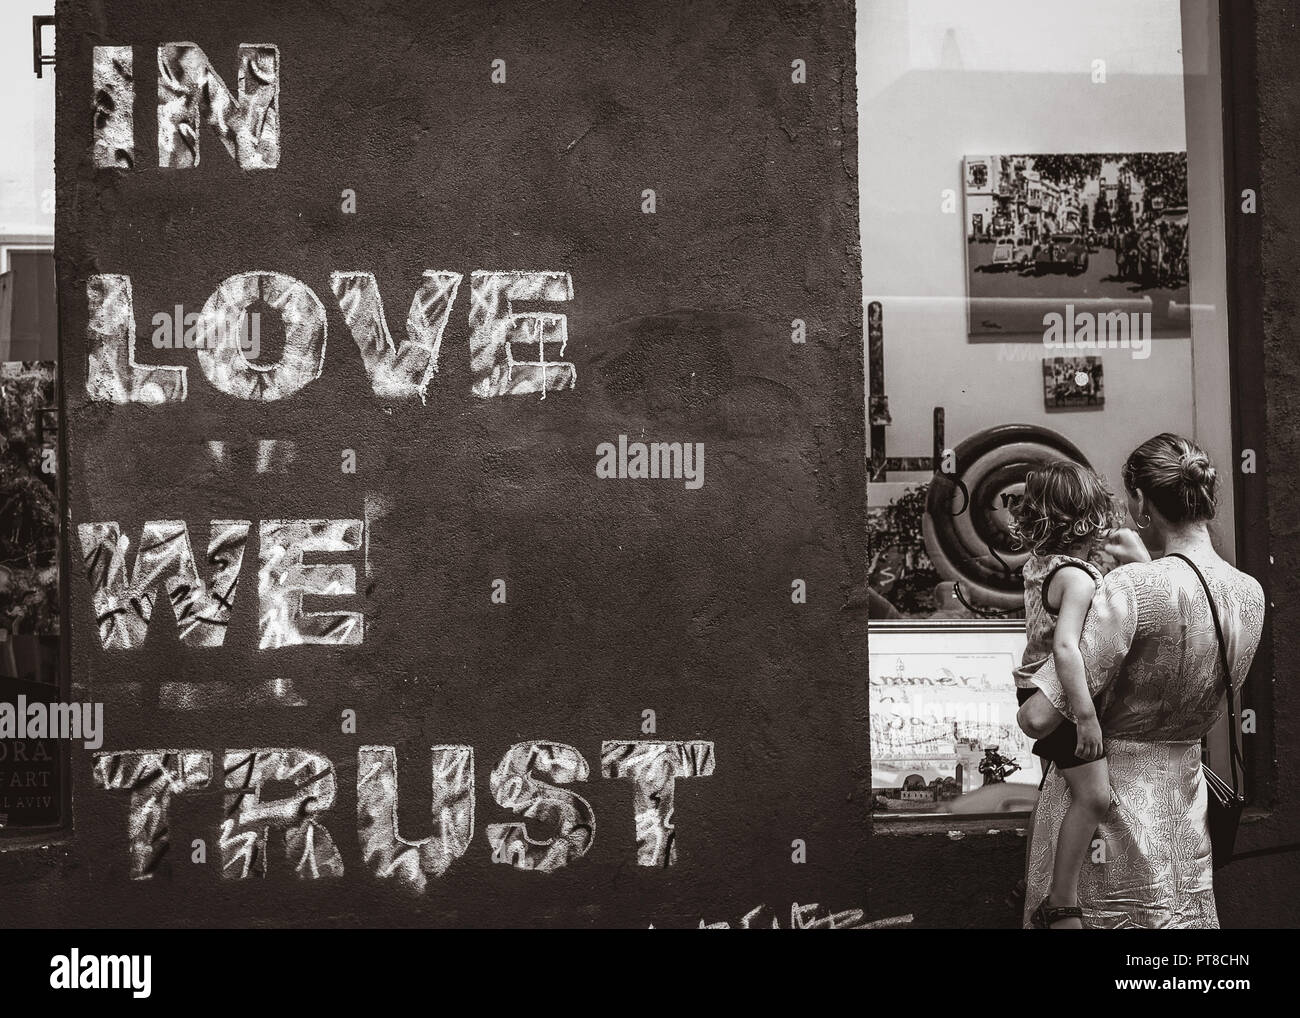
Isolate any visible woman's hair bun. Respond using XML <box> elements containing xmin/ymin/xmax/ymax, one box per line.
<box><xmin>1180</xmin><ymin>453</ymin><xmax>1213</xmax><ymax>485</ymax></box>
<box><xmin>1123</xmin><ymin>433</ymin><xmax>1219</xmax><ymax>524</ymax></box>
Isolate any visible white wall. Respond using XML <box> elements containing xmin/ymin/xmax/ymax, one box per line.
<box><xmin>0</xmin><ymin>0</ymin><xmax>55</xmax><ymax>240</ymax></box>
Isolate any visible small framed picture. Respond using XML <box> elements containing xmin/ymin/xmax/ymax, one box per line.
<box><xmin>1043</xmin><ymin>355</ymin><xmax>1104</xmax><ymax>409</ymax></box>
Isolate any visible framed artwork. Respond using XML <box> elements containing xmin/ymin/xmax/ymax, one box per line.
<box><xmin>1043</xmin><ymin>355</ymin><xmax>1104</xmax><ymax>409</ymax></box>
<box><xmin>964</xmin><ymin>153</ymin><xmax>1189</xmax><ymax>338</ymax></box>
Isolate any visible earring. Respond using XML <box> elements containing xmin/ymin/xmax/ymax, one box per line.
<box><xmin>1136</xmin><ymin>513</ymin><xmax>1151</xmax><ymax>530</ymax></box>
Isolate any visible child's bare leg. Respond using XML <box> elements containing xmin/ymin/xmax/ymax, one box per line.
<box><xmin>1049</xmin><ymin>758</ymin><xmax>1112</xmax><ymax>929</ymax></box>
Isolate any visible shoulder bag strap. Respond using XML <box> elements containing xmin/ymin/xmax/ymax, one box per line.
<box><xmin>1168</xmin><ymin>552</ymin><xmax>1244</xmax><ymax>795</ymax></box>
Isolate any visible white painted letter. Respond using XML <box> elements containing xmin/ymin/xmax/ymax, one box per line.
<box><xmin>487</xmin><ymin>742</ymin><xmax>593</xmax><ymax>871</ymax></box>
<box><xmin>357</xmin><ymin>746</ymin><xmax>475</xmax><ymax>892</ymax></box>
<box><xmin>468</xmin><ymin>271</ymin><xmax>576</xmax><ymax>399</ymax></box>
<box><xmin>221</xmin><ymin>749</ymin><xmax>344</xmax><ymax>879</ymax></box>
<box><xmin>330</xmin><ymin>271</ymin><xmax>463</xmax><ymax>401</ymax></box>
<box><xmin>78</xmin><ymin>520</ymin><xmax>251</xmax><ymax>649</ymax></box>
<box><xmin>93</xmin><ymin>47</ymin><xmax>134</xmax><ymax>169</ymax></box>
<box><xmin>87</xmin><ymin>275</ymin><xmax>187</xmax><ymax>403</ymax></box>
<box><xmin>601</xmin><ymin>741</ymin><xmax>715</xmax><ymax>866</ymax></box>
<box><xmin>195</xmin><ymin>272</ymin><xmax>326</xmax><ymax>401</ymax></box>
<box><xmin>93</xmin><ymin>750</ymin><xmax>212</xmax><ymax>879</ymax></box>
<box><xmin>258</xmin><ymin>520</ymin><xmax>364</xmax><ymax>648</ymax></box>
<box><xmin>157</xmin><ymin>43</ymin><xmax>279</xmax><ymax>169</ymax></box>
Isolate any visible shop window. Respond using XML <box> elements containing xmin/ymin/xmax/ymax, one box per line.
<box><xmin>0</xmin><ymin>324</ymin><xmax>60</xmax><ymax>837</ymax></box>
<box><xmin>1</xmin><ymin>1</ymin><xmax>62</xmax><ymax>840</ymax></box>
<box><xmin>860</xmin><ymin>0</ymin><xmax>1238</xmax><ymax>818</ymax></box>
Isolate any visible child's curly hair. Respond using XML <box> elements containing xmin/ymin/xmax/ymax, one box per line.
<box><xmin>1009</xmin><ymin>460</ymin><xmax>1123</xmax><ymax>557</ymax></box>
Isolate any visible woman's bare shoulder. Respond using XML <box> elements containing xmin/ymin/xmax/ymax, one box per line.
<box><xmin>1098</xmin><ymin>560</ymin><xmax>1149</xmax><ymax>588</ymax></box>
<box><xmin>1194</xmin><ymin>555</ymin><xmax>1264</xmax><ymax>596</ymax></box>
<box><xmin>1096</xmin><ymin>556</ymin><xmax>1261</xmax><ymax>609</ymax></box>
<box><xmin>1098</xmin><ymin>558</ymin><xmax>1190</xmax><ymax>615</ymax></box>
<box><xmin>1212</xmin><ymin>560</ymin><xmax>1267</xmax><ymax>615</ymax></box>
<box><xmin>1147</xmin><ymin>555</ymin><xmax>1265</xmax><ymax>620</ymax></box>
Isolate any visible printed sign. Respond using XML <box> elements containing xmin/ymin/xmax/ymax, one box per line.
<box><xmin>870</xmin><ymin>628</ymin><xmax>1040</xmax><ymax>816</ymax></box>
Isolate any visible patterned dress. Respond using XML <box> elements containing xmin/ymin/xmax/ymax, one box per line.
<box><xmin>1022</xmin><ymin>551</ymin><xmax>1265</xmax><ymax>928</ymax></box>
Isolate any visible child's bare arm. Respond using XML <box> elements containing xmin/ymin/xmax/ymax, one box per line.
<box><xmin>1049</xmin><ymin>569</ymin><xmax>1104</xmax><ymax>761</ymax></box>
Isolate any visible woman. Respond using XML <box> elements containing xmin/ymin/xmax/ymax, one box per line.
<box><xmin>1017</xmin><ymin>434</ymin><xmax>1265</xmax><ymax>928</ymax></box>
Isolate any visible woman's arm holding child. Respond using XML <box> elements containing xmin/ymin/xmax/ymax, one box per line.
<box><xmin>1049</xmin><ymin>570</ymin><xmax>1105</xmax><ymax>761</ymax></box>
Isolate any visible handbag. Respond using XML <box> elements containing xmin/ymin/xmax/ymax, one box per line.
<box><xmin>1168</xmin><ymin>553</ymin><xmax>1246</xmax><ymax>870</ymax></box>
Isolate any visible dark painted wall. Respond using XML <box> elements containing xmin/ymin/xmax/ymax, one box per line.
<box><xmin>2</xmin><ymin>0</ymin><xmax>867</xmax><ymax>927</ymax></box>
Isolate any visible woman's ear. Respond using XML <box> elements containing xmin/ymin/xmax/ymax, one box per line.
<box><xmin>1128</xmin><ymin>488</ymin><xmax>1149</xmax><ymax>525</ymax></box>
<box><xmin>1124</xmin><ymin>486</ymin><xmax>1142</xmax><ymax>524</ymax></box>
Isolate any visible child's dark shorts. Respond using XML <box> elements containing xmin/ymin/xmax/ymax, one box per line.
<box><xmin>1015</xmin><ymin>687</ymin><xmax>1103</xmax><ymax>770</ymax></box>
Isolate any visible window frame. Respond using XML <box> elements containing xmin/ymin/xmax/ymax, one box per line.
<box><xmin>0</xmin><ymin>230</ymin><xmax>68</xmax><ymax>846</ymax></box>
<box><xmin>864</xmin><ymin>0</ymin><xmax>1271</xmax><ymax>822</ymax></box>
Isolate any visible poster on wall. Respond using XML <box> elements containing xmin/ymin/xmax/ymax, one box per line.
<box><xmin>964</xmin><ymin>153</ymin><xmax>1189</xmax><ymax>339</ymax></box>
<box><xmin>867</xmin><ymin>485</ymin><xmax>955</xmax><ymax>620</ymax></box>
<box><xmin>870</xmin><ymin>627</ymin><xmax>1039</xmax><ymax>817</ymax></box>
<box><xmin>0</xmin><ymin>674</ymin><xmax>64</xmax><ymax>831</ymax></box>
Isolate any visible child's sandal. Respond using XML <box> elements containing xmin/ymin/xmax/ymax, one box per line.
<box><xmin>1030</xmin><ymin>897</ymin><xmax>1084</xmax><ymax>929</ymax></box>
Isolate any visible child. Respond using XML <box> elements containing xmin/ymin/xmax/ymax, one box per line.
<box><xmin>1010</xmin><ymin>461</ymin><xmax>1123</xmax><ymax>930</ymax></box>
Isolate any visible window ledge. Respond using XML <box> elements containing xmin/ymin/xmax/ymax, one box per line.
<box><xmin>0</xmin><ymin>831</ymin><xmax>74</xmax><ymax>859</ymax></box>
<box><xmin>872</xmin><ymin>815</ymin><xmax>1030</xmax><ymax>838</ymax></box>
<box><xmin>872</xmin><ymin>805</ymin><xmax>1274</xmax><ymax>839</ymax></box>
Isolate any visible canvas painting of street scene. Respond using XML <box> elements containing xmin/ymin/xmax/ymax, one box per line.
<box><xmin>964</xmin><ymin>153</ymin><xmax>1190</xmax><ymax>336</ymax></box>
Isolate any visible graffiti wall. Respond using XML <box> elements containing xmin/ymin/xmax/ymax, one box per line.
<box><xmin>20</xmin><ymin>0</ymin><xmax>866</xmax><ymax>926</ymax></box>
